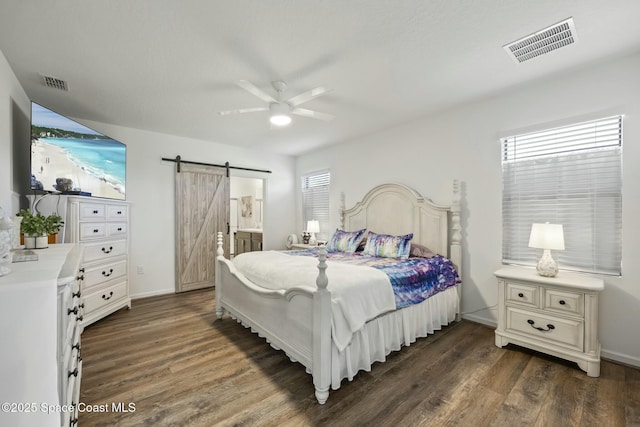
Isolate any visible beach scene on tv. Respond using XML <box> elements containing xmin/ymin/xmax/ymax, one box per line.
<box><xmin>30</xmin><ymin>103</ymin><xmax>126</xmax><ymax>200</ymax></box>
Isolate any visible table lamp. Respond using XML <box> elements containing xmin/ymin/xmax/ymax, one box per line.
<box><xmin>528</xmin><ymin>222</ymin><xmax>565</xmax><ymax>277</ymax></box>
<box><xmin>306</xmin><ymin>220</ymin><xmax>320</xmax><ymax>245</ymax></box>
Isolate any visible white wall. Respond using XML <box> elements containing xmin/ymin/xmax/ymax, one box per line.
<box><xmin>296</xmin><ymin>52</ymin><xmax>640</xmax><ymax>367</ymax></box>
<box><xmin>76</xmin><ymin>120</ymin><xmax>296</xmax><ymax>298</ymax></box>
<box><xmin>0</xmin><ymin>49</ymin><xmax>30</xmax><ymax>213</ymax></box>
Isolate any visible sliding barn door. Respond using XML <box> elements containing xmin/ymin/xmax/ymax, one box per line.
<box><xmin>175</xmin><ymin>164</ymin><xmax>230</xmax><ymax>292</ymax></box>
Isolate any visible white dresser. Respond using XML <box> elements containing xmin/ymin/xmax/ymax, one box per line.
<box><xmin>65</xmin><ymin>197</ymin><xmax>131</xmax><ymax>327</ymax></box>
<box><xmin>494</xmin><ymin>266</ymin><xmax>604</xmax><ymax>377</ymax></box>
<box><xmin>0</xmin><ymin>244</ymin><xmax>84</xmax><ymax>427</ymax></box>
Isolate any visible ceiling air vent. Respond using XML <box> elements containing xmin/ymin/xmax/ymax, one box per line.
<box><xmin>41</xmin><ymin>75</ymin><xmax>69</xmax><ymax>91</ymax></box>
<box><xmin>504</xmin><ymin>18</ymin><xmax>577</xmax><ymax>63</ymax></box>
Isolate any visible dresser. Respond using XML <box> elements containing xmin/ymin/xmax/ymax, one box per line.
<box><xmin>0</xmin><ymin>244</ymin><xmax>84</xmax><ymax>427</ymax></box>
<box><xmin>234</xmin><ymin>229</ymin><xmax>262</xmax><ymax>255</ymax></box>
<box><xmin>494</xmin><ymin>266</ymin><xmax>604</xmax><ymax>377</ymax></box>
<box><xmin>65</xmin><ymin>197</ymin><xmax>131</xmax><ymax>327</ymax></box>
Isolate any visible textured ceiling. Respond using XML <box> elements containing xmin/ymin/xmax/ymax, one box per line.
<box><xmin>1</xmin><ymin>0</ymin><xmax>639</xmax><ymax>156</ymax></box>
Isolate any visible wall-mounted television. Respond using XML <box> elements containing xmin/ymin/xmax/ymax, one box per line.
<box><xmin>30</xmin><ymin>102</ymin><xmax>126</xmax><ymax>200</ymax></box>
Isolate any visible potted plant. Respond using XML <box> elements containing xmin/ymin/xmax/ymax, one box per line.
<box><xmin>17</xmin><ymin>210</ymin><xmax>63</xmax><ymax>249</ymax></box>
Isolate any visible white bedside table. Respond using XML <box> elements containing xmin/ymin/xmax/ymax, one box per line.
<box><xmin>290</xmin><ymin>243</ymin><xmax>317</xmax><ymax>250</ymax></box>
<box><xmin>494</xmin><ymin>266</ymin><xmax>604</xmax><ymax>377</ymax></box>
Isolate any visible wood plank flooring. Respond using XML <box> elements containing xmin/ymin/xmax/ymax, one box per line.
<box><xmin>79</xmin><ymin>289</ymin><xmax>640</xmax><ymax>426</ymax></box>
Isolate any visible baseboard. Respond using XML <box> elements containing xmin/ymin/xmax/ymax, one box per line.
<box><xmin>461</xmin><ymin>313</ymin><xmax>496</xmax><ymax>328</ymax></box>
<box><xmin>601</xmin><ymin>349</ymin><xmax>640</xmax><ymax>369</ymax></box>
<box><xmin>131</xmin><ymin>288</ymin><xmax>175</xmax><ymax>300</ymax></box>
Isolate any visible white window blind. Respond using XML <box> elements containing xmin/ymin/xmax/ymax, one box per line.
<box><xmin>502</xmin><ymin>115</ymin><xmax>622</xmax><ymax>275</ymax></box>
<box><xmin>302</xmin><ymin>170</ymin><xmax>330</xmax><ymax>241</ymax></box>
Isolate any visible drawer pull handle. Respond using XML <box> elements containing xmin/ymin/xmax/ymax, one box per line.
<box><xmin>72</xmin><ymin>343</ymin><xmax>80</xmax><ymax>351</ymax></box>
<box><xmin>76</xmin><ymin>274</ymin><xmax>84</xmax><ymax>281</ymax></box>
<box><xmin>117</xmin><ymin>227</ymin><xmax>123</xmax><ymax>231</ymax></box>
<box><xmin>102</xmin><ymin>246</ymin><xmax>113</xmax><ymax>254</ymax></box>
<box><xmin>518</xmin><ymin>293</ymin><xmax>524</xmax><ymax>298</ymax></box>
<box><xmin>68</xmin><ymin>368</ymin><xmax>79</xmax><ymax>378</ymax></box>
<box><xmin>76</xmin><ymin>315</ymin><xmax>83</xmax><ymax>322</ymax></box>
<box><xmin>93</xmin><ymin>210</ymin><xmax>99</xmax><ymax>214</ymax></box>
<box><xmin>102</xmin><ymin>268</ymin><xmax>114</xmax><ymax>277</ymax></box>
<box><xmin>117</xmin><ymin>210</ymin><xmax>122</xmax><ymax>215</ymax></box>
<box><xmin>559</xmin><ymin>300</ymin><xmax>566</xmax><ymax>305</ymax></box>
<box><xmin>79</xmin><ymin>268</ymin><xmax>85</xmax><ymax>273</ymax></box>
<box><xmin>527</xmin><ymin>319</ymin><xmax>555</xmax><ymax>332</ymax></box>
<box><xmin>71</xmin><ymin>416</ymin><xmax>78</xmax><ymax>425</ymax></box>
<box><xmin>68</xmin><ymin>307</ymin><xmax>78</xmax><ymax>315</ymax></box>
<box><xmin>73</xmin><ymin>290</ymin><xmax>81</xmax><ymax>298</ymax></box>
<box><xmin>102</xmin><ymin>291</ymin><xmax>114</xmax><ymax>300</ymax></box>
<box><xmin>93</xmin><ymin>228</ymin><xmax>99</xmax><ymax>233</ymax></box>
<box><xmin>79</xmin><ymin>303</ymin><xmax>85</xmax><ymax>309</ymax></box>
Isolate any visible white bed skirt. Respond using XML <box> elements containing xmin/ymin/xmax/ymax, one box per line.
<box><xmin>329</xmin><ymin>285</ymin><xmax>459</xmax><ymax>390</ymax></box>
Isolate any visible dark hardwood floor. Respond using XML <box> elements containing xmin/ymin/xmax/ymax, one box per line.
<box><xmin>79</xmin><ymin>289</ymin><xmax>640</xmax><ymax>426</ymax></box>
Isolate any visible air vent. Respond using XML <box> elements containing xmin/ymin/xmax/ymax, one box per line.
<box><xmin>41</xmin><ymin>75</ymin><xmax>69</xmax><ymax>91</ymax></box>
<box><xmin>504</xmin><ymin>18</ymin><xmax>577</xmax><ymax>63</ymax></box>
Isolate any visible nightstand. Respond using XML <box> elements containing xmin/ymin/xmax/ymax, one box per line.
<box><xmin>494</xmin><ymin>266</ymin><xmax>604</xmax><ymax>377</ymax></box>
<box><xmin>290</xmin><ymin>243</ymin><xmax>316</xmax><ymax>250</ymax></box>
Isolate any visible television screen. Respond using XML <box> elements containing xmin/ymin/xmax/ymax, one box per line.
<box><xmin>30</xmin><ymin>102</ymin><xmax>126</xmax><ymax>200</ymax></box>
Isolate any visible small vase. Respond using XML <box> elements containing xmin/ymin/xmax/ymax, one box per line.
<box><xmin>35</xmin><ymin>235</ymin><xmax>49</xmax><ymax>249</ymax></box>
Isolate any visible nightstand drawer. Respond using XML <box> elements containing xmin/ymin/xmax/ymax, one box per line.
<box><xmin>80</xmin><ymin>222</ymin><xmax>107</xmax><ymax>240</ymax></box>
<box><xmin>505</xmin><ymin>282</ymin><xmax>539</xmax><ymax>308</ymax></box>
<box><xmin>506</xmin><ymin>306</ymin><xmax>584</xmax><ymax>351</ymax></box>
<box><xmin>543</xmin><ymin>288</ymin><xmax>584</xmax><ymax>316</ymax></box>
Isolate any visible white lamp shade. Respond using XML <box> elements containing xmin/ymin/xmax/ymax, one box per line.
<box><xmin>306</xmin><ymin>220</ymin><xmax>320</xmax><ymax>233</ymax></box>
<box><xmin>528</xmin><ymin>223</ymin><xmax>565</xmax><ymax>250</ymax></box>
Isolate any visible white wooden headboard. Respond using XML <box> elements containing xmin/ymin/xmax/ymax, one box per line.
<box><xmin>340</xmin><ymin>182</ymin><xmax>462</xmax><ymax>274</ymax></box>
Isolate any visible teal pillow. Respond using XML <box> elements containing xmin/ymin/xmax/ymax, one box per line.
<box><xmin>362</xmin><ymin>232</ymin><xmax>413</xmax><ymax>259</ymax></box>
<box><xmin>326</xmin><ymin>228</ymin><xmax>367</xmax><ymax>254</ymax></box>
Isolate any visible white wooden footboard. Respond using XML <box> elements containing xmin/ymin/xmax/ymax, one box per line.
<box><xmin>215</xmin><ymin>232</ymin><xmax>332</xmax><ymax>404</ymax></box>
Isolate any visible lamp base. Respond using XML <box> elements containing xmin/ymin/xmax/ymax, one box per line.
<box><xmin>309</xmin><ymin>232</ymin><xmax>317</xmax><ymax>245</ymax></box>
<box><xmin>536</xmin><ymin>249</ymin><xmax>558</xmax><ymax>277</ymax></box>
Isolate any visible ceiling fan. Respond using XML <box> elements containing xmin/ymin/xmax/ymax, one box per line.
<box><xmin>218</xmin><ymin>80</ymin><xmax>334</xmax><ymax>126</ymax></box>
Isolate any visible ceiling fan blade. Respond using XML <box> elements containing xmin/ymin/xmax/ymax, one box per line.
<box><xmin>287</xmin><ymin>86</ymin><xmax>329</xmax><ymax>107</ymax></box>
<box><xmin>292</xmin><ymin>108</ymin><xmax>335</xmax><ymax>121</ymax></box>
<box><xmin>218</xmin><ymin>107</ymin><xmax>268</xmax><ymax>116</ymax></box>
<box><xmin>236</xmin><ymin>80</ymin><xmax>277</xmax><ymax>103</ymax></box>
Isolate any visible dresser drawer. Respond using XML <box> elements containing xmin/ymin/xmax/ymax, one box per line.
<box><xmin>84</xmin><ymin>281</ymin><xmax>128</xmax><ymax>313</ymax></box>
<box><xmin>107</xmin><ymin>222</ymin><xmax>127</xmax><ymax>237</ymax></box>
<box><xmin>80</xmin><ymin>222</ymin><xmax>107</xmax><ymax>240</ymax></box>
<box><xmin>83</xmin><ymin>240</ymin><xmax>127</xmax><ymax>262</ymax></box>
<box><xmin>107</xmin><ymin>205</ymin><xmax>128</xmax><ymax>220</ymax></box>
<box><xmin>83</xmin><ymin>259</ymin><xmax>127</xmax><ymax>289</ymax></box>
<box><xmin>543</xmin><ymin>288</ymin><xmax>584</xmax><ymax>317</ymax></box>
<box><xmin>506</xmin><ymin>306</ymin><xmax>584</xmax><ymax>351</ymax></box>
<box><xmin>80</xmin><ymin>203</ymin><xmax>106</xmax><ymax>220</ymax></box>
<box><xmin>505</xmin><ymin>282</ymin><xmax>539</xmax><ymax>308</ymax></box>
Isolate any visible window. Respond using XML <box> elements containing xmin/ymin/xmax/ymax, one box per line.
<box><xmin>502</xmin><ymin>116</ymin><xmax>622</xmax><ymax>275</ymax></box>
<box><xmin>301</xmin><ymin>170</ymin><xmax>330</xmax><ymax>241</ymax></box>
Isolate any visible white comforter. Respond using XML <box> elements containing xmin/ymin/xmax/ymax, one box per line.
<box><xmin>232</xmin><ymin>250</ymin><xmax>396</xmax><ymax>351</ymax></box>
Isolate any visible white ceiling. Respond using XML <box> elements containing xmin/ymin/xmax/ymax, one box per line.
<box><xmin>1</xmin><ymin>1</ymin><xmax>640</xmax><ymax>156</ymax></box>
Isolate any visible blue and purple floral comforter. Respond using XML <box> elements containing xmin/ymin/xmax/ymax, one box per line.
<box><xmin>288</xmin><ymin>248</ymin><xmax>460</xmax><ymax>309</ymax></box>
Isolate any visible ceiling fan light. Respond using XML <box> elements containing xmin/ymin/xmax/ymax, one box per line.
<box><xmin>269</xmin><ymin>103</ymin><xmax>292</xmax><ymax>126</ymax></box>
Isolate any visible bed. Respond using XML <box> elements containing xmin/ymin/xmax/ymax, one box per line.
<box><xmin>214</xmin><ymin>182</ymin><xmax>462</xmax><ymax>404</ymax></box>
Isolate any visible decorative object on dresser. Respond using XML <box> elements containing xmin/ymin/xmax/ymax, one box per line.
<box><xmin>528</xmin><ymin>222</ymin><xmax>565</xmax><ymax>277</ymax></box>
<box><xmin>285</xmin><ymin>233</ymin><xmax>299</xmax><ymax>249</ymax></box>
<box><xmin>215</xmin><ymin>181</ymin><xmax>462</xmax><ymax>404</ymax></box>
<box><xmin>0</xmin><ymin>244</ymin><xmax>84</xmax><ymax>426</ymax></box>
<box><xmin>306</xmin><ymin>220</ymin><xmax>320</xmax><ymax>245</ymax></box>
<box><xmin>0</xmin><ymin>206</ymin><xmax>13</xmax><ymax>276</ymax></box>
<box><xmin>17</xmin><ymin>209</ymin><xmax>64</xmax><ymax>249</ymax></box>
<box><xmin>64</xmin><ymin>196</ymin><xmax>131</xmax><ymax>327</ymax></box>
<box><xmin>494</xmin><ymin>266</ymin><xmax>604</xmax><ymax>377</ymax></box>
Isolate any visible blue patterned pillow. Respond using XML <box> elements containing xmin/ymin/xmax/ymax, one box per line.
<box><xmin>326</xmin><ymin>228</ymin><xmax>367</xmax><ymax>253</ymax></box>
<box><xmin>362</xmin><ymin>231</ymin><xmax>413</xmax><ymax>259</ymax></box>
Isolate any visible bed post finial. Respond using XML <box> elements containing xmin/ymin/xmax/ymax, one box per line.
<box><xmin>216</xmin><ymin>231</ymin><xmax>224</xmax><ymax>257</ymax></box>
<box><xmin>215</xmin><ymin>231</ymin><xmax>224</xmax><ymax>319</ymax></box>
<box><xmin>313</xmin><ymin>246</ymin><xmax>331</xmax><ymax>404</ymax></box>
